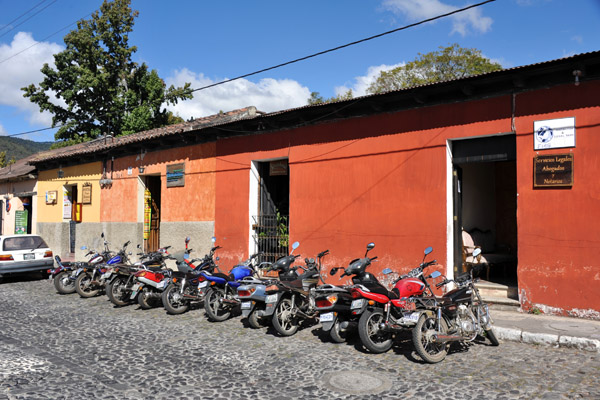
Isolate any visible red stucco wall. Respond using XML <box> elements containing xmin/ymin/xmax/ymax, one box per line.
<box><xmin>216</xmin><ymin>96</ymin><xmax>512</xmax><ymax>280</ymax></box>
<box><xmin>101</xmin><ymin>142</ymin><xmax>216</xmax><ymax>222</ymax></box>
<box><xmin>515</xmin><ymin>81</ymin><xmax>600</xmax><ymax>317</ymax></box>
<box><xmin>215</xmin><ymin>81</ymin><xmax>600</xmax><ymax>315</ymax></box>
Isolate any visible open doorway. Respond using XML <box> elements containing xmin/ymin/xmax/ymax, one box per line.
<box><xmin>451</xmin><ymin>135</ymin><xmax>518</xmax><ymax>287</ymax></box>
<box><xmin>144</xmin><ymin>176</ymin><xmax>161</xmax><ymax>252</ymax></box>
<box><xmin>250</xmin><ymin>159</ymin><xmax>289</xmax><ymax>263</ymax></box>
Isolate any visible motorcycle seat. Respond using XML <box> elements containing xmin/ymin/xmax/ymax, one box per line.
<box><xmin>212</xmin><ymin>272</ymin><xmax>229</xmax><ymax>280</ymax></box>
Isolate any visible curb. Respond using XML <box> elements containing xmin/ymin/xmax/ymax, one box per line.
<box><xmin>494</xmin><ymin>326</ymin><xmax>600</xmax><ymax>352</ymax></box>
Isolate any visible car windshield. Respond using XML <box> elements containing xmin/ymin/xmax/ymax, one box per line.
<box><xmin>3</xmin><ymin>236</ymin><xmax>48</xmax><ymax>251</ymax></box>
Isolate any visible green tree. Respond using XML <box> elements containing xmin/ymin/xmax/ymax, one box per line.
<box><xmin>307</xmin><ymin>89</ymin><xmax>353</xmax><ymax>105</ymax></box>
<box><xmin>367</xmin><ymin>44</ymin><xmax>502</xmax><ymax>94</ymax></box>
<box><xmin>0</xmin><ymin>151</ymin><xmax>15</xmax><ymax>168</ymax></box>
<box><xmin>22</xmin><ymin>0</ymin><xmax>192</xmax><ymax>148</ymax></box>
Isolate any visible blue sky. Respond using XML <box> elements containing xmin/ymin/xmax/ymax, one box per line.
<box><xmin>0</xmin><ymin>0</ymin><xmax>599</xmax><ymax>143</ymax></box>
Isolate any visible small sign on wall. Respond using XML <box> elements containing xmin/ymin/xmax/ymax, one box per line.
<box><xmin>82</xmin><ymin>183</ymin><xmax>92</xmax><ymax>204</ymax></box>
<box><xmin>166</xmin><ymin>163</ymin><xmax>185</xmax><ymax>187</ymax></box>
<box><xmin>534</xmin><ymin>117</ymin><xmax>575</xmax><ymax>150</ymax></box>
<box><xmin>534</xmin><ymin>153</ymin><xmax>573</xmax><ymax>187</ymax></box>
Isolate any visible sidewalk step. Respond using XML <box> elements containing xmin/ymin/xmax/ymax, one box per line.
<box><xmin>484</xmin><ymin>296</ymin><xmax>521</xmax><ymax>311</ymax></box>
<box><xmin>476</xmin><ymin>281</ymin><xmax>518</xmax><ymax>300</ymax></box>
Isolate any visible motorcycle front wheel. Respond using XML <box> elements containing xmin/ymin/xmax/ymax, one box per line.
<box><xmin>412</xmin><ymin>314</ymin><xmax>450</xmax><ymax>363</ymax></box>
<box><xmin>54</xmin><ymin>271</ymin><xmax>76</xmax><ymax>294</ymax></box>
<box><xmin>162</xmin><ymin>283</ymin><xmax>190</xmax><ymax>315</ymax></box>
<box><xmin>272</xmin><ymin>297</ymin><xmax>299</xmax><ymax>336</ymax></box>
<box><xmin>485</xmin><ymin>328</ymin><xmax>500</xmax><ymax>346</ymax></box>
<box><xmin>75</xmin><ymin>272</ymin><xmax>100</xmax><ymax>298</ymax></box>
<box><xmin>358</xmin><ymin>308</ymin><xmax>393</xmax><ymax>353</ymax></box>
<box><xmin>106</xmin><ymin>276</ymin><xmax>130</xmax><ymax>307</ymax></box>
<box><xmin>204</xmin><ymin>288</ymin><xmax>231</xmax><ymax>322</ymax></box>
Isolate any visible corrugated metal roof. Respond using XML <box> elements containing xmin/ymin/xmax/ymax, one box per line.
<box><xmin>29</xmin><ymin>106</ymin><xmax>259</xmax><ymax>164</ymax></box>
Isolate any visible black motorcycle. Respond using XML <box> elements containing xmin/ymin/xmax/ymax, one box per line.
<box><xmin>264</xmin><ymin>242</ymin><xmax>328</xmax><ymax>336</ymax></box>
<box><xmin>410</xmin><ymin>248</ymin><xmax>500</xmax><ymax>363</ymax></box>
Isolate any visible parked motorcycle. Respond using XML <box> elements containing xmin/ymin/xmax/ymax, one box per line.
<box><xmin>74</xmin><ymin>237</ymin><xmax>127</xmax><ymax>298</ymax></box>
<box><xmin>410</xmin><ymin>247</ymin><xmax>499</xmax><ymax>363</ymax></box>
<box><xmin>236</xmin><ymin>265</ymin><xmax>275</xmax><ymax>329</ymax></box>
<box><xmin>352</xmin><ymin>246</ymin><xmax>441</xmax><ymax>353</ymax></box>
<box><xmin>106</xmin><ymin>245</ymin><xmax>172</xmax><ymax>307</ymax></box>
<box><xmin>263</xmin><ymin>243</ymin><xmax>328</xmax><ymax>336</ymax></box>
<box><xmin>161</xmin><ymin>237</ymin><xmax>215</xmax><ymax>315</ymax></box>
<box><xmin>129</xmin><ymin>247</ymin><xmax>173</xmax><ymax>309</ymax></box>
<box><xmin>202</xmin><ymin>243</ymin><xmax>265</xmax><ymax>322</ymax></box>
<box><xmin>49</xmin><ymin>255</ymin><xmax>86</xmax><ymax>295</ymax></box>
<box><xmin>315</xmin><ymin>242</ymin><xmax>381</xmax><ymax>343</ymax></box>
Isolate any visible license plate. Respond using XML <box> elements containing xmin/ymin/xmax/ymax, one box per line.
<box><xmin>351</xmin><ymin>299</ymin><xmax>365</xmax><ymax>309</ymax></box>
<box><xmin>130</xmin><ymin>283</ymin><xmax>142</xmax><ymax>299</ymax></box>
<box><xmin>24</xmin><ymin>253</ymin><xmax>35</xmax><ymax>260</ymax></box>
<box><xmin>241</xmin><ymin>301</ymin><xmax>252</xmax><ymax>310</ymax></box>
<box><xmin>405</xmin><ymin>312</ymin><xmax>421</xmax><ymax>322</ymax></box>
<box><xmin>265</xmin><ymin>294</ymin><xmax>278</xmax><ymax>303</ymax></box>
<box><xmin>198</xmin><ymin>281</ymin><xmax>208</xmax><ymax>288</ymax></box>
<box><xmin>320</xmin><ymin>312</ymin><xmax>334</xmax><ymax>322</ymax></box>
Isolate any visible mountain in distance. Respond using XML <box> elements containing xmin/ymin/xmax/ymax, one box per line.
<box><xmin>0</xmin><ymin>136</ymin><xmax>53</xmax><ymax>162</ymax></box>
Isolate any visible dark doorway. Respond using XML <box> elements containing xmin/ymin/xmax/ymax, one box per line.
<box><xmin>144</xmin><ymin>176</ymin><xmax>161</xmax><ymax>253</ymax></box>
<box><xmin>452</xmin><ymin>135</ymin><xmax>518</xmax><ymax>286</ymax></box>
<box><xmin>22</xmin><ymin>196</ymin><xmax>32</xmax><ymax>234</ymax></box>
<box><xmin>252</xmin><ymin>159</ymin><xmax>289</xmax><ymax>263</ymax></box>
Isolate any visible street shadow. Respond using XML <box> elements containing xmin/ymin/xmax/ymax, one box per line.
<box><xmin>0</xmin><ymin>271</ymin><xmax>49</xmax><ymax>284</ymax></box>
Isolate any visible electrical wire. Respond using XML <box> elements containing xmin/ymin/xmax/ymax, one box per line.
<box><xmin>4</xmin><ymin>0</ymin><xmax>496</xmax><ymax>139</ymax></box>
<box><xmin>0</xmin><ymin>0</ymin><xmax>58</xmax><ymax>40</ymax></box>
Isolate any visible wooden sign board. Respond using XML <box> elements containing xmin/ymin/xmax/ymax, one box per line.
<box><xmin>534</xmin><ymin>154</ymin><xmax>573</xmax><ymax>187</ymax></box>
<box><xmin>82</xmin><ymin>184</ymin><xmax>92</xmax><ymax>204</ymax></box>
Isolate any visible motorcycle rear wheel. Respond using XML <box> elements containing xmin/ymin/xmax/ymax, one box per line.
<box><xmin>162</xmin><ymin>283</ymin><xmax>190</xmax><ymax>315</ymax></box>
<box><xmin>412</xmin><ymin>314</ymin><xmax>450</xmax><ymax>363</ymax></box>
<box><xmin>485</xmin><ymin>328</ymin><xmax>500</xmax><ymax>346</ymax></box>
<box><xmin>204</xmin><ymin>288</ymin><xmax>231</xmax><ymax>322</ymax></box>
<box><xmin>75</xmin><ymin>272</ymin><xmax>100</xmax><ymax>298</ymax></box>
<box><xmin>137</xmin><ymin>288</ymin><xmax>159</xmax><ymax>309</ymax></box>
<box><xmin>54</xmin><ymin>271</ymin><xmax>76</xmax><ymax>294</ymax></box>
<box><xmin>329</xmin><ymin>319</ymin><xmax>346</xmax><ymax>343</ymax></box>
<box><xmin>358</xmin><ymin>308</ymin><xmax>393</xmax><ymax>353</ymax></box>
<box><xmin>106</xmin><ymin>276</ymin><xmax>130</xmax><ymax>307</ymax></box>
<box><xmin>272</xmin><ymin>298</ymin><xmax>299</xmax><ymax>336</ymax></box>
<box><xmin>247</xmin><ymin>308</ymin><xmax>264</xmax><ymax>329</ymax></box>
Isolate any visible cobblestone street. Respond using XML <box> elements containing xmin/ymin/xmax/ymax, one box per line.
<box><xmin>1</xmin><ymin>275</ymin><xmax>598</xmax><ymax>400</ymax></box>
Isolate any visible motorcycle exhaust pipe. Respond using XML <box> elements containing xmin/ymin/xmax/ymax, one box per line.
<box><xmin>378</xmin><ymin>322</ymin><xmax>404</xmax><ymax>332</ymax></box>
<box><xmin>221</xmin><ymin>298</ymin><xmax>240</xmax><ymax>305</ymax></box>
<box><xmin>432</xmin><ymin>334</ymin><xmax>464</xmax><ymax>343</ymax></box>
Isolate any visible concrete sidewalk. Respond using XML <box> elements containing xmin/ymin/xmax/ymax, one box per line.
<box><xmin>491</xmin><ymin>309</ymin><xmax>600</xmax><ymax>352</ymax></box>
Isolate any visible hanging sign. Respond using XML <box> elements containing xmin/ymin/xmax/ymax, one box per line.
<box><xmin>534</xmin><ymin>117</ymin><xmax>575</xmax><ymax>150</ymax></box>
<box><xmin>270</xmin><ymin>160</ymin><xmax>288</xmax><ymax>176</ymax></box>
<box><xmin>166</xmin><ymin>163</ymin><xmax>185</xmax><ymax>187</ymax></box>
<box><xmin>14</xmin><ymin>210</ymin><xmax>28</xmax><ymax>234</ymax></box>
<box><xmin>82</xmin><ymin>183</ymin><xmax>92</xmax><ymax>204</ymax></box>
<box><xmin>534</xmin><ymin>153</ymin><xmax>573</xmax><ymax>187</ymax></box>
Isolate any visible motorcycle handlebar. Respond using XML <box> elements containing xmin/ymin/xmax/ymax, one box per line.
<box><xmin>318</xmin><ymin>249</ymin><xmax>330</xmax><ymax>258</ymax></box>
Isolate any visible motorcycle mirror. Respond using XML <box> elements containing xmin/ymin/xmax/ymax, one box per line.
<box><xmin>211</xmin><ymin>236</ymin><xmax>216</xmax><ymax>243</ymax></box>
<box><xmin>216</xmin><ymin>256</ymin><xmax>220</xmax><ymax>261</ymax></box>
<box><xmin>472</xmin><ymin>248</ymin><xmax>482</xmax><ymax>257</ymax></box>
<box><xmin>185</xmin><ymin>236</ymin><xmax>191</xmax><ymax>244</ymax></box>
<box><xmin>382</xmin><ymin>268</ymin><xmax>393</xmax><ymax>275</ymax></box>
<box><xmin>184</xmin><ymin>253</ymin><xmax>190</xmax><ymax>260</ymax></box>
<box><xmin>101</xmin><ymin>233</ymin><xmax>105</xmax><ymax>238</ymax></box>
<box><xmin>424</xmin><ymin>246</ymin><xmax>433</xmax><ymax>256</ymax></box>
<box><xmin>290</xmin><ymin>241</ymin><xmax>300</xmax><ymax>254</ymax></box>
<box><xmin>365</xmin><ymin>242</ymin><xmax>375</xmax><ymax>256</ymax></box>
<box><xmin>137</xmin><ymin>244</ymin><xmax>141</xmax><ymax>249</ymax></box>
<box><xmin>429</xmin><ymin>271</ymin><xmax>441</xmax><ymax>279</ymax></box>
<box><xmin>329</xmin><ymin>267</ymin><xmax>339</xmax><ymax>276</ymax></box>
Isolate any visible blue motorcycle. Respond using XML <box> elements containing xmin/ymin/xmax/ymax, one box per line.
<box><xmin>202</xmin><ymin>239</ymin><xmax>265</xmax><ymax>322</ymax></box>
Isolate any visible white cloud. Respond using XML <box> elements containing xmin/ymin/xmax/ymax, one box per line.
<box><xmin>164</xmin><ymin>68</ymin><xmax>312</xmax><ymax>119</ymax></box>
<box><xmin>382</xmin><ymin>0</ymin><xmax>493</xmax><ymax>36</ymax></box>
<box><xmin>0</xmin><ymin>123</ymin><xmax>6</xmax><ymax>135</ymax></box>
<box><xmin>0</xmin><ymin>32</ymin><xmax>62</xmax><ymax>126</ymax></box>
<box><xmin>335</xmin><ymin>62</ymin><xmax>405</xmax><ymax>97</ymax></box>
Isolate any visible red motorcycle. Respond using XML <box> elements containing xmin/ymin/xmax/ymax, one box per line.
<box><xmin>354</xmin><ymin>246</ymin><xmax>441</xmax><ymax>353</ymax></box>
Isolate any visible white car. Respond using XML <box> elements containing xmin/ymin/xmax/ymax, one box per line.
<box><xmin>0</xmin><ymin>234</ymin><xmax>54</xmax><ymax>277</ymax></box>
